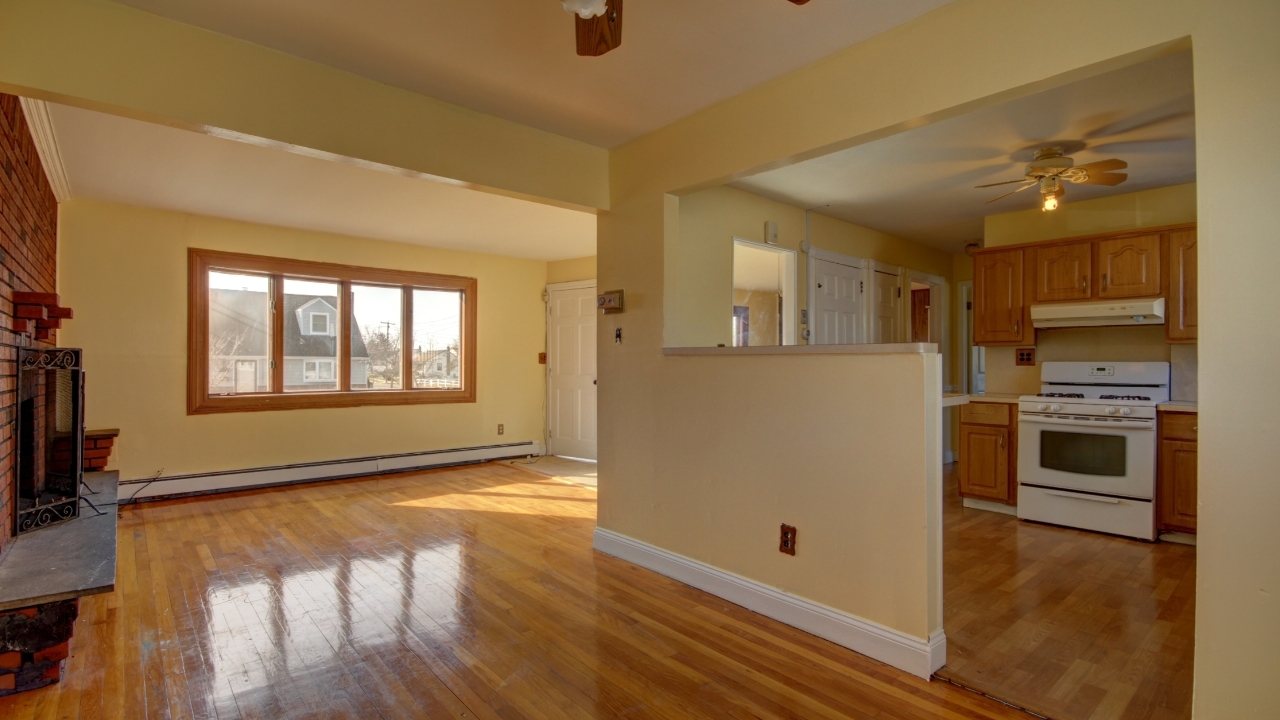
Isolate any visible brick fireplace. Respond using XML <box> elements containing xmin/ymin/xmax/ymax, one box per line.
<box><xmin>0</xmin><ymin>93</ymin><xmax>61</xmax><ymax>554</ymax></box>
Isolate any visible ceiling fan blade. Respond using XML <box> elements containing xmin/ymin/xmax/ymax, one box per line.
<box><xmin>577</xmin><ymin>0</ymin><xmax>622</xmax><ymax>56</ymax></box>
<box><xmin>974</xmin><ymin>178</ymin><xmax>1031</xmax><ymax>188</ymax></box>
<box><xmin>985</xmin><ymin>182</ymin><xmax>1037</xmax><ymax>204</ymax></box>
<box><xmin>1078</xmin><ymin>172</ymin><xmax>1129</xmax><ymax>186</ymax></box>
<box><xmin>1073</xmin><ymin>159</ymin><xmax>1128</xmax><ymax>174</ymax></box>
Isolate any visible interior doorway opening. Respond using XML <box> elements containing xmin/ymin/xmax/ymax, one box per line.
<box><xmin>732</xmin><ymin>238</ymin><xmax>797</xmax><ymax>346</ymax></box>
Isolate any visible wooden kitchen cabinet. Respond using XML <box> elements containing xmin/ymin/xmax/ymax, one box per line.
<box><xmin>1166</xmin><ymin>229</ymin><xmax>1198</xmax><ymax>342</ymax></box>
<box><xmin>958</xmin><ymin>401</ymin><xmax>1017</xmax><ymax>505</ymax></box>
<box><xmin>1034</xmin><ymin>241</ymin><xmax>1092</xmax><ymax>302</ymax></box>
<box><xmin>973</xmin><ymin>249</ymin><xmax>1027</xmax><ymax>345</ymax></box>
<box><xmin>1098</xmin><ymin>233</ymin><xmax>1162</xmax><ymax>299</ymax></box>
<box><xmin>1157</xmin><ymin>411</ymin><xmax>1198</xmax><ymax>533</ymax></box>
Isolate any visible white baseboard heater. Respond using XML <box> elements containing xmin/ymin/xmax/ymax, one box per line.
<box><xmin>118</xmin><ymin>441</ymin><xmax>542</xmax><ymax>503</ymax></box>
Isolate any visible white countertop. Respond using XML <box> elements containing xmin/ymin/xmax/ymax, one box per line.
<box><xmin>942</xmin><ymin>393</ymin><xmax>1023</xmax><ymax>407</ymax></box>
<box><xmin>1158</xmin><ymin>401</ymin><xmax>1198</xmax><ymax>413</ymax></box>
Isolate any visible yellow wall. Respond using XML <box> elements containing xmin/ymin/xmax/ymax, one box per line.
<box><xmin>981</xmin><ymin>183</ymin><xmax>1198</xmax><ymax>396</ymax></box>
<box><xmin>0</xmin><ymin>0</ymin><xmax>608</xmax><ymax>211</ymax></box>
<box><xmin>670</xmin><ymin>185</ymin><xmax>952</xmax><ymax>348</ymax></box>
<box><xmin>57</xmin><ymin>199</ymin><xmax>548</xmax><ymax>479</ymax></box>
<box><xmin>599</xmin><ymin>2</ymin><xmax>1280</xmax><ymax>715</ymax></box>
<box><xmin>985</xmin><ymin>182</ymin><xmax>1196</xmax><ymax>247</ymax></box>
<box><xmin>546</xmin><ymin>255</ymin><xmax>597</xmax><ymax>284</ymax></box>
<box><xmin>599</xmin><ymin>350</ymin><xmax>943</xmax><ymax>639</ymax></box>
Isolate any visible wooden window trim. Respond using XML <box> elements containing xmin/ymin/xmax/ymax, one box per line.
<box><xmin>189</xmin><ymin>248</ymin><xmax>477</xmax><ymax>414</ymax></box>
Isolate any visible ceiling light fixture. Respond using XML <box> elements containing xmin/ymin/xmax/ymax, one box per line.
<box><xmin>1040</xmin><ymin>177</ymin><xmax>1064</xmax><ymax>212</ymax></box>
<box><xmin>563</xmin><ymin>0</ymin><xmax>606</xmax><ymax>18</ymax></box>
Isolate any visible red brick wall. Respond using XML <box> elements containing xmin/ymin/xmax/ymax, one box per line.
<box><xmin>0</xmin><ymin>94</ymin><xmax>59</xmax><ymax>552</ymax></box>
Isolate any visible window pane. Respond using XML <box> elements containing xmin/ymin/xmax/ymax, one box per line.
<box><xmin>284</xmin><ymin>279</ymin><xmax>341</xmax><ymax>392</ymax></box>
<box><xmin>412</xmin><ymin>290</ymin><xmax>463</xmax><ymax>390</ymax></box>
<box><xmin>352</xmin><ymin>285</ymin><xmax>402</xmax><ymax>391</ymax></box>
<box><xmin>208</xmin><ymin>271</ymin><xmax>271</xmax><ymax>395</ymax></box>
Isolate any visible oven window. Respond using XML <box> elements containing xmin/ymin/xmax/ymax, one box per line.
<box><xmin>1040</xmin><ymin>431</ymin><xmax>1127</xmax><ymax>476</ymax></box>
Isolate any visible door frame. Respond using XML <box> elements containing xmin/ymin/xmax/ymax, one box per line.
<box><xmin>733</xmin><ymin>238</ymin><xmax>799</xmax><ymax>345</ymax></box>
<box><xmin>545</xmin><ymin>279</ymin><xmax>597</xmax><ymax>457</ymax></box>
<box><xmin>805</xmin><ymin>246</ymin><xmax>866</xmax><ymax>344</ymax></box>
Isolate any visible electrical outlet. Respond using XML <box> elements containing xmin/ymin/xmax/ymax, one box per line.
<box><xmin>779</xmin><ymin>524</ymin><xmax>797</xmax><ymax>556</ymax></box>
<box><xmin>614</xmin><ymin>327</ymin><xmax>622</xmax><ymax>344</ymax></box>
<box><xmin>497</xmin><ymin>424</ymin><xmax>504</xmax><ymax>435</ymax></box>
<box><xmin>1016</xmin><ymin>347</ymin><xmax>1036</xmax><ymax>366</ymax></box>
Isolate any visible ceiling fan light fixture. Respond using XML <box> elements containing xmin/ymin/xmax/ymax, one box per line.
<box><xmin>563</xmin><ymin>0</ymin><xmax>606</xmax><ymax>19</ymax></box>
<box><xmin>1040</xmin><ymin>177</ymin><xmax>1064</xmax><ymax>212</ymax></box>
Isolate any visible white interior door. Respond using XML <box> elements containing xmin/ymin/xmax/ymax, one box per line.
<box><xmin>872</xmin><ymin>270</ymin><xmax>902</xmax><ymax>343</ymax></box>
<box><xmin>547</xmin><ymin>284</ymin><xmax>597</xmax><ymax>460</ymax></box>
<box><xmin>812</xmin><ymin>259</ymin><xmax>863</xmax><ymax>344</ymax></box>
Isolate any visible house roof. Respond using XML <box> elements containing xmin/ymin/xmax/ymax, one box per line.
<box><xmin>209</xmin><ymin>289</ymin><xmax>369</xmax><ymax>358</ymax></box>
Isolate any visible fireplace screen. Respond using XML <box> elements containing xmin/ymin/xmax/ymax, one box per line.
<box><xmin>15</xmin><ymin>348</ymin><xmax>85</xmax><ymax>535</ymax></box>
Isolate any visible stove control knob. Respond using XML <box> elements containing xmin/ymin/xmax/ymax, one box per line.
<box><xmin>1050</xmin><ymin>404</ymin><xmax>1062</xmax><ymax>413</ymax></box>
<box><xmin>1106</xmin><ymin>406</ymin><xmax>1118</xmax><ymax>415</ymax></box>
<box><xmin>1121</xmin><ymin>407</ymin><xmax>1132</xmax><ymax>416</ymax></box>
<box><xmin>1038</xmin><ymin>403</ymin><xmax>1049</xmax><ymax>412</ymax></box>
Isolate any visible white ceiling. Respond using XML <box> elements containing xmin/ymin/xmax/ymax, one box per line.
<box><xmin>110</xmin><ymin>0</ymin><xmax>954</xmax><ymax>148</ymax></box>
<box><xmin>48</xmin><ymin>103</ymin><xmax>597</xmax><ymax>261</ymax></box>
<box><xmin>732</xmin><ymin>51</ymin><xmax>1197</xmax><ymax>253</ymax></box>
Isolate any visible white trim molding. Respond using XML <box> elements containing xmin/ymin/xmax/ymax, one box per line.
<box><xmin>17</xmin><ymin>98</ymin><xmax>71</xmax><ymax>203</ymax></box>
<box><xmin>593</xmin><ymin>528</ymin><xmax>946</xmax><ymax>679</ymax></box>
<box><xmin>118</xmin><ymin>441</ymin><xmax>543</xmax><ymax>503</ymax></box>
<box><xmin>546</xmin><ymin>279</ymin><xmax>597</xmax><ymax>292</ymax></box>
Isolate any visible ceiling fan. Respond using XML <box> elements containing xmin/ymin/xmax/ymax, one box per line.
<box><xmin>976</xmin><ymin>146</ymin><xmax>1129</xmax><ymax>211</ymax></box>
<box><xmin>563</xmin><ymin>0</ymin><xmax>810</xmax><ymax>57</ymax></box>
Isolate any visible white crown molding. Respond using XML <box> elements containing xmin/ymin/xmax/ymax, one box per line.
<box><xmin>17</xmin><ymin>98</ymin><xmax>71</xmax><ymax>203</ymax></box>
<box><xmin>593</xmin><ymin>527</ymin><xmax>946</xmax><ymax>679</ymax></box>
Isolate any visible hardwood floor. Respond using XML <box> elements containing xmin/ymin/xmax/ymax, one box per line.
<box><xmin>937</xmin><ymin>466</ymin><xmax>1196</xmax><ymax>720</ymax></box>
<box><xmin>2</xmin><ymin>462</ymin><xmax>1029</xmax><ymax>719</ymax></box>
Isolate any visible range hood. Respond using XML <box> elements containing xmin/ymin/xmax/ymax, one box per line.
<box><xmin>1031</xmin><ymin>298</ymin><xmax>1166</xmax><ymax>328</ymax></box>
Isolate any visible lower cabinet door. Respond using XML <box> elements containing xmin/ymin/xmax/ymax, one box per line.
<box><xmin>1159</xmin><ymin>439</ymin><xmax>1198</xmax><ymax>532</ymax></box>
<box><xmin>959</xmin><ymin>424</ymin><xmax>1010</xmax><ymax>503</ymax></box>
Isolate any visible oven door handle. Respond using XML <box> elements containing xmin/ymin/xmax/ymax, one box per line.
<box><xmin>1045</xmin><ymin>489</ymin><xmax>1121</xmax><ymax>504</ymax></box>
<box><xmin>1018</xmin><ymin>414</ymin><xmax>1154</xmax><ymax>430</ymax></box>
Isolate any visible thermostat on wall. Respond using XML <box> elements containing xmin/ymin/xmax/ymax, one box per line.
<box><xmin>597</xmin><ymin>290</ymin><xmax>624</xmax><ymax>314</ymax></box>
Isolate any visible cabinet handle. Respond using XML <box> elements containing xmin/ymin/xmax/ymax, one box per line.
<box><xmin>1102</xmin><ymin>273</ymin><xmax>1108</xmax><ymax>292</ymax></box>
<box><xmin>1082</xmin><ymin>274</ymin><xmax>1088</xmax><ymax>292</ymax></box>
<box><xmin>1014</xmin><ymin>319</ymin><xmax>1020</xmax><ymax>336</ymax></box>
<box><xmin>999</xmin><ymin>434</ymin><xmax>1005</xmax><ymax>450</ymax></box>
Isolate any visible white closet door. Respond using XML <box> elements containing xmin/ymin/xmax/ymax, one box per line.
<box><xmin>547</xmin><ymin>286</ymin><xmax>597</xmax><ymax>460</ymax></box>
<box><xmin>812</xmin><ymin>259</ymin><xmax>863</xmax><ymax>344</ymax></box>
<box><xmin>872</xmin><ymin>270</ymin><xmax>902</xmax><ymax>343</ymax></box>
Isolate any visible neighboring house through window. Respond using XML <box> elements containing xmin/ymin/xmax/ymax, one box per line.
<box><xmin>190</xmin><ymin>248</ymin><xmax>476</xmax><ymax>413</ymax></box>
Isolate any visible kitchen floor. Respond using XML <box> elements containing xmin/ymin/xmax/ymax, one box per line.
<box><xmin>937</xmin><ymin>466</ymin><xmax>1196</xmax><ymax>720</ymax></box>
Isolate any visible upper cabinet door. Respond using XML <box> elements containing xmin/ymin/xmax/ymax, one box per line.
<box><xmin>974</xmin><ymin>249</ymin><xmax>1025</xmax><ymax>344</ymax></box>
<box><xmin>1167</xmin><ymin>229</ymin><xmax>1198</xmax><ymax>342</ymax></box>
<box><xmin>1098</xmin><ymin>233</ymin><xmax>1161</xmax><ymax>298</ymax></box>
<box><xmin>1034</xmin><ymin>241</ymin><xmax>1092</xmax><ymax>302</ymax></box>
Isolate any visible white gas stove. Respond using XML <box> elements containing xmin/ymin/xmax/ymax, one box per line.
<box><xmin>1016</xmin><ymin>362</ymin><xmax>1170</xmax><ymax>540</ymax></box>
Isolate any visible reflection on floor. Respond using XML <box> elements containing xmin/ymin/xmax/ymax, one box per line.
<box><xmin>937</xmin><ymin>465</ymin><xmax>1196</xmax><ymax>720</ymax></box>
<box><xmin>1</xmin><ymin>462</ymin><xmax>1033</xmax><ymax>719</ymax></box>
<box><xmin>501</xmin><ymin>453</ymin><xmax>598</xmax><ymax>487</ymax></box>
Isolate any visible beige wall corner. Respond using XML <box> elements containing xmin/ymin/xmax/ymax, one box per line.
<box><xmin>57</xmin><ymin>199</ymin><xmax>548</xmax><ymax>479</ymax></box>
<box><xmin>546</xmin><ymin>255</ymin><xmax>597</xmax><ymax>285</ymax></box>
<box><xmin>0</xmin><ymin>0</ymin><xmax>609</xmax><ymax>211</ymax></box>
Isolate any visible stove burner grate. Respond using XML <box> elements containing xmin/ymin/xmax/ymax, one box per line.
<box><xmin>1038</xmin><ymin>392</ymin><xmax>1085</xmax><ymax>398</ymax></box>
<box><xmin>1099</xmin><ymin>394</ymin><xmax>1151</xmax><ymax>401</ymax></box>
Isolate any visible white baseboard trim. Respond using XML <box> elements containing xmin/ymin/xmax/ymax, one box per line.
<box><xmin>962</xmin><ymin>497</ymin><xmax>1018</xmax><ymax>516</ymax></box>
<box><xmin>593</xmin><ymin>528</ymin><xmax>945</xmax><ymax>679</ymax></box>
<box><xmin>119</xmin><ymin>441</ymin><xmax>543</xmax><ymax>503</ymax></box>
